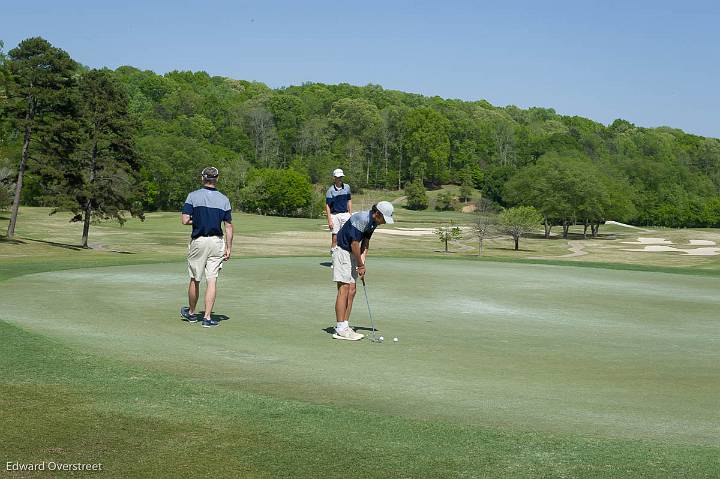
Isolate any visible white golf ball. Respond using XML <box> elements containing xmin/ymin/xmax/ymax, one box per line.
<box><xmin>379</xmin><ymin>336</ymin><xmax>384</xmax><ymax>341</ymax></box>
<box><xmin>393</xmin><ymin>337</ymin><xmax>398</xmax><ymax>342</ymax></box>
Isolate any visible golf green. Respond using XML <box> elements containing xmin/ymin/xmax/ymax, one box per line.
<box><xmin>3</xmin><ymin>257</ymin><xmax>718</xmax><ymax>446</ymax></box>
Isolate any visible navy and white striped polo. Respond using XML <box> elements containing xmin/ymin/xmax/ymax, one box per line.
<box><xmin>181</xmin><ymin>187</ymin><xmax>232</xmax><ymax>239</ymax></box>
<box><xmin>337</xmin><ymin>211</ymin><xmax>377</xmax><ymax>252</ymax></box>
<box><xmin>326</xmin><ymin>183</ymin><xmax>351</xmax><ymax>214</ymax></box>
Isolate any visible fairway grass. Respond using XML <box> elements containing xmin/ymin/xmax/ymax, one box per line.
<box><xmin>2</xmin><ymin>321</ymin><xmax>718</xmax><ymax>479</ymax></box>
<box><xmin>2</xmin><ymin>208</ymin><xmax>720</xmax><ymax>477</ymax></box>
<box><xmin>3</xmin><ymin>207</ymin><xmax>720</xmax><ymax>271</ymax></box>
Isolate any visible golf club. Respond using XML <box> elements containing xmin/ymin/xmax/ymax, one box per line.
<box><xmin>360</xmin><ymin>277</ymin><xmax>381</xmax><ymax>342</ymax></box>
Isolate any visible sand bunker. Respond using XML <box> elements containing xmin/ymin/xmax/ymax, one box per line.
<box><xmin>682</xmin><ymin>247</ymin><xmax>720</xmax><ymax>256</ymax></box>
<box><xmin>619</xmin><ymin>236</ymin><xmax>719</xmax><ymax>255</ymax></box>
<box><xmin>621</xmin><ymin>245</ymin><xmax>720</xmax><ymax>256</ymax></box>
<box><xmin>621</xmin><ymin>237</ymin><xmax>673</xmax><ymax>245</ymax></box>
<box><xmin>623</xmin><ymin>245</ymin><xmax>679</xmax><ymax>252</ymax></box>
<box><xmin>374</xmin><ymin>227</ymin><xmax>436</xmax><ymax>237</ymax></box>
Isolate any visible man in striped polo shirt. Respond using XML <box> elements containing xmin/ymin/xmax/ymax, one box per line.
<box><xmin>331</xmin><ymin>201</ymin><xmax>394</xmax><ymax>341</ymax></box>
<box><xmin>179</xmin><ymin>167</ymin><xmax>233</xmax><ymax>328</ymax></box>
<box><xmin>325</xmin><ymin>168</ymin><xmax>352</xmax><ymax>251</ymax></box>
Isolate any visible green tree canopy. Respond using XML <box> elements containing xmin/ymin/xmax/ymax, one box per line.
<box><xmin>240</xmin><ymin>168</ymin><xmax>312</xmax><ymax>217</ymax></box>
<box><xmin>2</xmin><ymin>37</ymin><xmax>78</xmax><ymax>238</ymax></box>
<box><xmin>3</xmin><ymin>37</ymin><xmax>719</xmax><ymax>227</ymax></box>
<box><xmin>435</xmin><ymin>220</ymin><xmax>462</xmax><ymax>253</ymax></box>
<box><xmin>499</xmin><ymin>206</ymin><xmax>543</xmax><ymax>251</ymax></box>
<box><xmin>402</xmin><ymin>107</ymin><xmax>451</xmax><ymax>185</ymax></box>
<box><xmin>45</xmin><ymin>69</ymin><xmax>143</xmax><ymax>247</ymax></box>
<box><xmin>504</xmin><ymin>152</ymin><xmax>635</xmax><ymax>237</ymax></box>
<box><xmin>404</xmin><ymin>179</ymin><xmax>428</xmax><ymax>210</ymax></box>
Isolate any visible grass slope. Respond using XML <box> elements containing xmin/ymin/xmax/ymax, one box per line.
<box><xmin>3</xmin><ymin>320</ymin><xmax>718</xmax><ymax>478</ymax></box>
<box><xmin>3</xmin><ymin>258</ymin><xmax>719</xmax><ymax>441</ymax></box>
<box><xmin>2</xmin><ymin>207</ymin><xmax>720</xmax><ymax>477</ymax></box>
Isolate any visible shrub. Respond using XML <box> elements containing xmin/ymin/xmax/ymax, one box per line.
<box><xmin>239</xmin><ymin>168</ymin><xmax>312</xmax><ymax>217</ymax></box>
<box><xmin>404</xmin><ymin>180</ymin><xmax>428</xmax><ymax>210</ymax></box>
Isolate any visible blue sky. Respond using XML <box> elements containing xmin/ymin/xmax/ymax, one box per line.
<box><xmin>3</xmin><ymin>0</ymin><xmax>719</xmax><ymax>137</ymax></box>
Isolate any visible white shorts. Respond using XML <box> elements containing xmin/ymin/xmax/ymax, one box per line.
<box><xmin>332</xmin><ymin>247</ymin><xmax>357</xmax><ymax>284</ymax></box>
<box><xmin>331</xmin><ymin>212</ymin><xmax>351</xmax><ymax>235</ymax></box>
<box><xmin>187</xmin><ymin>236</ymin><xmax>225</xmax><ymax>281</ymax></box>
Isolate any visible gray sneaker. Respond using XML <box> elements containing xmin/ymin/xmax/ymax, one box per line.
<box><xmin>180</xmin><ymin>306</ymin><xmax>198</xmax><ymax>323</ymax></box>
<box><xmin>202</xmin><ymin>318</ymin><xmax>220</xmax><ymax>328</ymax></box>
<box><xmin>332</xmin><ymin>327</ymin><xmax>363</xmax><ymax>341</ymax></box>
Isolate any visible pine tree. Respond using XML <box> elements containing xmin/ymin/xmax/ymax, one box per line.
<box><xmin>47</xmin><ymin>69</ymin><xmax>144</xmax><ymax>247</ymax></box>
<box><xmin>2</xmin><ymin>37</ymin><xmax>78</xmax><ymax>238</ymax></box>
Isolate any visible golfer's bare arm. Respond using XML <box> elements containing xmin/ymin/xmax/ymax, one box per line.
<box><xmin>181</xmin><ymin>213</ymin><xmax>192</xmax><ymax>225</ymax></box>
<box><xmin>351</xmin><ymin>240</ymin><xmax>362</xmax><ymax>264</ymax></box>
<box><xmin>325</xmin><ymin>203</ymin><xmax>333</xmax><ymax>229</ymax></box>
<box><xmin>350</xmin><ymin>240</ymin><xmax>365</xmax><ymax>276</ymax></box>
<box><xmin>352</xmin><ymin>239</ymin><xmax>370</xmax><ymax>277</ymax></box>
<box><xmin>347</xmin><ymin>199</ymin><xmax>352</xmax><ymax>214</ymax></box>
<box><xmin>224</xmin><ymin>222</ymin><xmax>233</xmax><ymax>260</ymax></box>
<box><xmin>360</xmin><ymin>237</ymin><xmax>369</xmax><ymax>264</ymax></box>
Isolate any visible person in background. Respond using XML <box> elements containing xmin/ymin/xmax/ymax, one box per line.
<box><xmin>325</xmin><ymin>168</ymin><xmax>352</xmax><ymax>251</ymax></box>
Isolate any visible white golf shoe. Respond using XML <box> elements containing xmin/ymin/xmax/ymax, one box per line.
<box><xmin>332</xmin><ymin>327</ymin><xmax>364</xmax><ymax>341</ymax></box>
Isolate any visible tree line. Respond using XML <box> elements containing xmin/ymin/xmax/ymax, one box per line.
<box><xmin>2</xmin><ymin>37</ymin><xmax>720</xmax><ymax>247</ymax></box>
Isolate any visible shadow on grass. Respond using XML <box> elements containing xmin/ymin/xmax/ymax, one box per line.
<box><xmin>26</xmin><ymin>238</ymin><xmax>86</xmax><ymax>251</ymax></box>
<box><xmin>321</xmin><ymin>326</ymin><xmax>380</xmax><ymax>336</ymax></box>
<box><xmin>352</xmin><ymin>326</ymin><xmax>379</xmax><ymax>333</ymax></box>
<box><xmin>526</xmin><ymin>232</ymin><xmax>621</xmax><ymax>241</ymax></box>
<box><xmin>10</xmin><ymin>238</ymin><xmax>137</xmax><ymax>254</ymax></box>
<box><xmin>493</xmin><ymin>247</ymin><xmax>538</xmax><ymax>252</ymax></box>
<box><xmin>319</xmin><ymin>261</ymin><xmax>332</xmax><ymax>267</ymax></box>
<box><xmin>0</xmin><ymin>236</ymin><xmax>26</xmax><ymax>245</ymax></box>
<box><xmin>181</xmin><ymin>312</ymin><xmax>230</xmax><ymax>323</ymax></box>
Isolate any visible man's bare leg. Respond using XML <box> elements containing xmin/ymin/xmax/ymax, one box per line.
<box><xmin>204</xmin><ymin>278</ymin><xmax>217</xmax><ymax>319</ymax></box>
<box><xmin>188</xmin><ymin>279</ymin><xmax>200</xmax><ymax>314</ymax></box>
<box><xmin>343</xmin><ymin>283</ymin><xmax>357</xmax><ymax>322</ymax></box>
<box><xmin>335</xmin><ymin>282</ymin><xmax>349</xmax><ymax>323</ymax></box>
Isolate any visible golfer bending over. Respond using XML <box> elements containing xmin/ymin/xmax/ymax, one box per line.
<box><xmin>180</xmin><ymin>166</ymin><xmax>233</xmax><ymax>328</ymax></box>
<box><xmin>332</xmin><ymin>201</ymin><xmax>394</xmax><ymax>340</ymax></box>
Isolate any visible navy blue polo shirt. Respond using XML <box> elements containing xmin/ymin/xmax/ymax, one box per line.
<box><xmin>181</xmin><ymin>187</ymin><xmax>232</xmax><ymax>239</ymax></box>
<box><xmin>326</xmin><ymin>183</ymin><xmax>351</xmax><ymax>214</ymax></box>
<box><xmin>337</xmin><ymin>211</ymin><xmax>377</xmax><ymax>252</ymax></box>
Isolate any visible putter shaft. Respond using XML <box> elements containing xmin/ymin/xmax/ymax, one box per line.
<box><xmin>361</xmin><ymin>278</ymin><xmax>378</xmax><ymax>341</ymax></box>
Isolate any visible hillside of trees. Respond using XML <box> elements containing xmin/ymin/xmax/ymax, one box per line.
<box><xmin>2</xmin><ymin>37</ymin><xmax>720</xmax><ymax>236</ymax></box>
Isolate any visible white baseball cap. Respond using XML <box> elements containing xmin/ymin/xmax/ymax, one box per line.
<box><xmin>332</xmin><ymin>168</ymin><xmax>345</xmax><ymax>178</ymax></box>
<box><xmin>376</xmin><ymin>201</ymin><xmax>394</xmax><ymax>224</ymax></box>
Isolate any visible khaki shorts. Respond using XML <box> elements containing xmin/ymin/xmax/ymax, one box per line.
<box><xmin>331</xmin><ymin>212</ymin><xmax>351</xmax><ymax>235</ymax></box>
<box><xmin>187</xmin><ymin>236</ymin><xmax>225</xmax><ymax>281</ymax></box>
<box><xmin>332</xmin><ymin>247</ymin><xmax>357</xmax><ymax>284</ymax></box>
